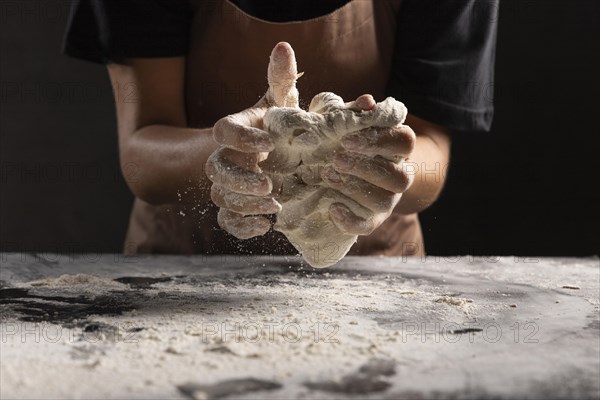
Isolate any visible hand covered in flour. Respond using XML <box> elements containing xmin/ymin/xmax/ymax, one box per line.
<box><xmin>205</xmin><ymin>42</ymin><xmax>301</xmax><ymax>239</ymax></box>
<box><xmin>321</xmin><ymin>100</ymin><xmax>416</xmax><ymax>236</ymax></box>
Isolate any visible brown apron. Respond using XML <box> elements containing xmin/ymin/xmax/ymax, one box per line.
<box><xmin>124</xmin><ymin>0</ymin><xmax>425</xmax><ymax>257</ymax></box>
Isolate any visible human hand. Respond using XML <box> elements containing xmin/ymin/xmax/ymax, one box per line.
<box><xmin>321</xmin><ymin>96</ymin><xmax>417</xmax><ymax>236</ymax></box>
<box><xmin>205</xmin><ymin>42</ymin><xmax>301</xmax><ymax>239</ymax></box>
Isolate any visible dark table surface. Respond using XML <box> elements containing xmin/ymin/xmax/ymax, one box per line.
<box><xmin>1</xmin><ymin>254</ymin><xmax>599</xmax><ymax>399</ymax></box>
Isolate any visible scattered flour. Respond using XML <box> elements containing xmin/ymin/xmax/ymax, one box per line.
<box><xmin>434</xmin><ymin>296</ymin><xmax>474</xmax><ymax>316</ymax></box>
<box><xmin>29</xmin><ymin>274</ymin><xmax>127</xmax><ymax>289</ymax></box>
<box><xmin>26</xmin><ymin>274</ymin><xmax>128</xmax><ymax>292</ymax></box>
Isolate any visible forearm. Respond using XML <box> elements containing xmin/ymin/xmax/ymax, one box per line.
<box><xmin>395</xmin><ymin>115</ymin><xmax>451</xmax><ymax>215</ymax></box>
<box><xmin>120</xmin><ymin>125</ymin><xmax>218</xmax><ymax>205</ymax></box>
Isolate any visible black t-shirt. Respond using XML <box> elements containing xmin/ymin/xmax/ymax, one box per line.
<box><xmin>63</xmin><ymin>0</ymin><xmax>498</xmax><ymax>132</ymax></box>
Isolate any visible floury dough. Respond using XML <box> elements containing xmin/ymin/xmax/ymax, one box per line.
<box><xmin>260</xmin><ymin>92</ymin><xmax>407</xmax><ymax>268</ymax></box>
<box><xmin>212</xmin><ymin>43</ymin><xmax>408</xmax><ymax>268</ymax></box>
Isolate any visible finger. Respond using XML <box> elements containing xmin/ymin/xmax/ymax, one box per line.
<box><xmin>321</xmin><ymin>166</ymin><xmax>399</xmax><ymax>213</ymax></box>
<box><xmin>333</xmin><ymin>153</ymin><xmax>413</xmax><ymax>194</ymax></box>
<box><xmin>344</xmin><ymin>94</ymin><xmax>376</xmax><ymax>111</ymax></box>
<box><xmin>217</xmin><ymin>209</ymin><xmax>271</xmax><ymax>239</ymax></box>
<box><xmin>220</xmin><ymin>147</ymin><xmax>266</xmax><ymax>172</ymax></box>
<box><xmin>211</xmin><ymin>185</ymin><xmax>282</xmax><ymax>216</ymax></box>
<box><xmin>341</xmin><ymin>125</ymin><xmax>416</xmax><ymax>161</ymax></box>
<box><xmin>267</xmin><ymin>42</ymin><xmax>301</xmax><ymax>108</ymax></box>
<box><xmin>213</xmin><ymin>110</ymin><xmax>274</xmax><ymax>153</ymax></box>
<box><xmin>328</xmin><ymin>203</ymin><xmax>378</xmax><ymax>236</ymax></box>
<box><xmin>206</xmin><ymin>147</ymin><xmax>263</xmax><ymax>175</ymax></box>
<box><xmin>205</xmin><ymin>148</ymin><xmax>272</xmax><ymax>195</ymax></box>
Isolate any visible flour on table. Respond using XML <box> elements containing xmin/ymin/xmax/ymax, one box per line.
<box><xmin>26</xmin><ymin>274</ymin><xmax>128</xmax><ymax>293</ymax></box>
<box><xmin>434</xmin><ymin>296</ymin><xmax>474</xmax><ymax>316</ymax></box>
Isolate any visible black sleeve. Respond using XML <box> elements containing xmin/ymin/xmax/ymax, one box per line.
<box><xmin>386</xmin><ymin>0</ymin><xmax>498</xmax><ymax>132</ymax></box>
<box><xmin>62</xmin><ymin>0</ymin><xmax>192</xmax><ymax>64</ymax></box>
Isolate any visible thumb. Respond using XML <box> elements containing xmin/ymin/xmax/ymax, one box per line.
<box><xmin>344</xmin><ymin>94</ymin><xmax>376</xmax><ymax>111</ymax></box>
<box><xmin>266</xmin><ymin>42</ymin><xmax>302</xmax><ymax>108</ymax></box>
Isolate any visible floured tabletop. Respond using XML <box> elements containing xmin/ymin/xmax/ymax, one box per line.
<box><xmin>1</xmin><ymin>254</ymin><xmax>599</xmax><ymax>399</ymax></box>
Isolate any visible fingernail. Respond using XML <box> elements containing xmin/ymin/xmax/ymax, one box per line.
<box><xmin>330</xmin><ymin>204</ymin><xmax>349</xmax><ymax>220</ymax></box>
<box><xmin>342</xmin><ymin>135</ymin><xmax>366</xmax><ymax>150</ymax></box>
<box><xmin>322</xmin><ymin>167</ymin><xmax>342</xmax><ymax>183</ymax></box>
<box><xmin>335</xmin><ymin>154</ymin><xmax>354</xmax><ymax>169</ymax></box>
<box><xmin>357</xmin><ymin>95</ymin><xmax>376</xmax><ymax>110</ymax></box>
<box><xmin>254</xmin><ymin>176</ymin><xmax>272</xmax><ymax>194</ymax></box>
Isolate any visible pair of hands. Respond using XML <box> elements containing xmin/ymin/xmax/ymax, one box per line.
<box><xmin>205</xmin><ymin>43</ymin><xmax>416</xmax><ymax>240</ymax></box>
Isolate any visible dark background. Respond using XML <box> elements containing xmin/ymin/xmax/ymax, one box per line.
<box><xmin>1</xmin><ymin>0</ymin><xmax>598</xmax><ymax>256</ymax></box>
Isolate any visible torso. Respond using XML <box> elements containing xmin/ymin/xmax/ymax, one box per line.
<box><xmin>124</xmin><ymin>0</ymin><xmax>425</xmax><ymax>258</ymax></box>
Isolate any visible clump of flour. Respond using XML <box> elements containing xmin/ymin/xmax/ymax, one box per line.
<box><xmin>434</xmin><ymin>296</ymin><xmax>474</xmax><ymax>316</ymax></box>
<box><xmin>26</xmin><ymin>274</ymin><xmax>128</xmax><ymax>293</ymax></box>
